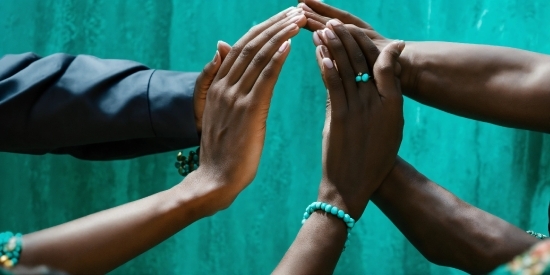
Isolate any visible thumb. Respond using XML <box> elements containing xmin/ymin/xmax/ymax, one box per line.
<box><xmin>196</xmin><ymin>40</ymin><xmax>231</xmax><ymax>98</ymax></box>
<box><xmin>373</xmin><ymin>40</ymin><xmax>405</xmax><ymax>100</ymax></box>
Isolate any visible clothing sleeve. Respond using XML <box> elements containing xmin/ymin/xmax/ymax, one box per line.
<box><xmin>0</xmin><ymin>52</ymin><xmax>200</xmax><ymax>160</ymax></box>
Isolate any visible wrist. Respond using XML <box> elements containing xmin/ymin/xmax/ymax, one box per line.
<box><xmin>317</xmin><ymin>181</ymin><xmax>367</xmax><ymax>220</ymax></box>
<box><xmin>398</xmin><ymin>42</ymin><xmax>422</xmax><ymax>94</ymax></box>
<box><xmin>169</xmin><ymin>169</ymin><xmax>234</xmax><ymax>220</ymax></box>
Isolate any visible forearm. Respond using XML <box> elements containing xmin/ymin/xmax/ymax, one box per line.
<box><xmin>18</xmin><ymin>172</ymin><xmax>214</xmax><ymax>274</ymax></box>
<box><xmin>372</xmin><ymin>158</ymin><xmax>538</xmax><ymax>274</ymax></box>
<box><xmin>273</xmin><ymin>212</ymin><xmax>347</xmax><ymax>274</ymax></box>
<box><xmin>401</xmin><ymin>42</ymin><xmax>550</xmax><ymax>132</ymax></box>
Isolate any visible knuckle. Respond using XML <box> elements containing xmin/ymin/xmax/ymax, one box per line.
<box><xmin>252</xmin><ymin>51</ymin><xmax>269</xmax><ymax>66</ymax></box>
<box><xmin>375</xmin><ymin>62</ymin><xmax>393</xmax><ymax>76</ymax></box>
<box><xmin>241</xmin><ymin>43</ymin><xmax>257</xmax><ymax>58</ymax></box>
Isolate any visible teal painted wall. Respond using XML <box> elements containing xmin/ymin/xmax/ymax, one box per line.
<box><xmin>1</xmin><ymin>0</ymin><xmax>549</xmax><ymax>274</ymax></box>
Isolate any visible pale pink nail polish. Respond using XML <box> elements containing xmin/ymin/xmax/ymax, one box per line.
<box><xmin>327</xmin><ymin>19</ymin><xmax>342</xmax><ymax>27</ymax></box>
<box><xmin>212</xmin><ymin>50</ymin><xmax>220</xmax><ymax>64</ymax></box>
<box><xmin>313</xmin><ymin>32</ymin><xmax>322</xmax><ymax>45</ymax></box>
<box><xmin>322</xmin><ymin>58</ymin><xmax>333</xmax><ymax>69</ymax></box>
<box><xmin>278</xmin><ymin>41</ymin><xmax>290</xmax><ymax>53</ymax></box>
<box><xmin>324</xmin><ymin>28</ymin><xmax>335</xmax><ymax>40</ymax></box>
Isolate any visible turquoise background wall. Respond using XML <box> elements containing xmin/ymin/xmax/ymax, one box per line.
<box><xmin>1</xmin><ymin>0</ymin><xmax>549</xmax><ymax>274</ymax></box>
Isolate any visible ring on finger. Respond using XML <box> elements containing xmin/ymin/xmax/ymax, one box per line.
<box><xmin>355</xmin><ymin>72</ymin><xmax>371</xmax><ymax>83</ymax></box>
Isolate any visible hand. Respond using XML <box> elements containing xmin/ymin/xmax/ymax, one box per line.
<box><xmin>193</xmin><ymin>41</ymin><xmax>232</xmax><ymax>134</ymax></box>
<box><xmin>298</xmin><ymin>0</ymin><xmax>391</xmax><ymax>51</ymax></box>
<box><xmin>315</xmin><ymin>20</ymin><xmax>405</xmax><ymax>219</ymax></box>
<box><xmin>189</xmin><ymin>8</ymin><xmax>307</xmax><ymax>213</ymax></box>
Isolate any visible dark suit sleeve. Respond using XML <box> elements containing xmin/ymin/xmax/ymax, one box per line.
<box><xmin>0</xmin><ymin>52</ymin><xmax>200</xmax><ymax>160</ymax></box>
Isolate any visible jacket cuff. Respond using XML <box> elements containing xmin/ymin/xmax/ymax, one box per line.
<box><xmin>147</xmin><ymin>70</ymin><xmax>200</xmax><ymax>146</ymax></box>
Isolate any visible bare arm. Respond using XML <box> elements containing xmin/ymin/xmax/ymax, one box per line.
<box><xmin>13</xmin><ymin>8</ymin><xmax>306</xmax><ymax>274</ymax></box>
<box><xmin>19</xmin><ymin>173</ymin><xmax>217</xmax><ymax>274</ymax></box>
<box><xmin>400</xmin><ymin>42</ymin><xmax>550</xmax><ymax>132</ymax></box>
<box><xmin>300</xmin><ymin>0</ymin><xmax>550</xmax><ymax>133</ymax></box>
<box><xmin>372</xmin><ymin>158</ymin><xmax>539</xmax><ymax>274</ymax></box>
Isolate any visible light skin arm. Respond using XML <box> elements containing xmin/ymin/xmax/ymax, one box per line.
<box><xmin>371</xmin><ymin>157</ymin><xmax>539</xmax><ymax>274</ymax></box>
<box><xmin>300</xmin><ymin>0</ymin><xmax>550</xmax><ymax>133</ymax></box>
<box><xmin>15</xmin><ymin>8</ymin><xmax>307</xmax><ymax>274</ymax></box>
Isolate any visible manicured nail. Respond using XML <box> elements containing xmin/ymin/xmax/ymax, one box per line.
<box><xmin>320</xmin><ymin>45</ymin><xmax>330</xmax><ymax>58</ymax></box>
<box><xmin>324</xmin><ymin>28</ymin><xmax>335</xmax><ymax>40</ymax></box>
<box><xmin>327</xmin><ymin>19</ymin><xmax>342</xmax><ymax>27</ymax></box>
<box><xmin>297</xmin><ymin>3</ymin><xmax>313</xmax><ymax>12</ymax></box>
<box><xmin>393</xmin><ymin>40</ymin><xmax>406</xmax><ymax>53</ymax></box>
<box><xmin>278</xmin><ymin>40</ymin><xmax>290</xmax><ymax>53</ymax></box>
<box><xmin>212</xmin><ymin>50</ymin><xmax>220</xmax><ymax>64</ymax></box>
<box><xmin>322</xmin><ymin>58</ymin><xmax>333</xmax><ymax>69</ymax></box>
<box><xmin>313</xmin><ymin>31</ymin><xmax>322</xmax><ymax>45</ymax></box>
<box><xmin>286</xmin><ymin>8</ymin><xmax>304</xmax><ymax>17</ymax></box>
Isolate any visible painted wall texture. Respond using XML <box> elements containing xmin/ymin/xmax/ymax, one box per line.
<box><xmin>1</xmin><ymin>0</ymin><xmax>549</xmax><ymax>274</ymax></box>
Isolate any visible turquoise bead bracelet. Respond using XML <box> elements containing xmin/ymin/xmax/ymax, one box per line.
<box><xmin>302</xmin><ymin>202</ymin><xmax>356</xmax><ymax>250</ymax></box>
<box><xmin>0</xmin><ymin>232</ymin><xmax>22</xmax><ymax>268</ymax></box>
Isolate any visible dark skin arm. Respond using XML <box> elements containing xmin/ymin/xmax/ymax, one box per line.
<box><xmin>17</xmin><ymin>8</ymin><xmax>307</xmax><ymax>274</ymax></box>
<box><xmin>299</xmin><ymin>0</ymin><xmax>550</xmax><ymax>133</ymax></box>
<box><xmin>275</xmin><ymin>20</ymin><xmax>405</xmax><ymax>274</ymax></box>
<box><xmin>373</xmin><ymin>158</ymin><xmax>539</xmax><ymax>274</ymax></box>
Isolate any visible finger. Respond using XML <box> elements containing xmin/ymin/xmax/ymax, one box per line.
<box><xmin>326</xmin><ymin>21</ymin><xmax>371</xmax><ymax>85</ymax></box>
<box><xmin>217</xmin><ymin>40</ymin><xmax>232</xmax><ymax>61</ymax></box>
<box><xmin>346</xmin><ymin>25</ymin><xmax>380</xmax><ymax>76</ymax></box>
<box><xmin>303</xmin><ymin>11</ymin><xmax>329</xmax><ymax>31</ymax></box>
<box><xmin>302</xmin><ymin>0</ymin><xmax>372</xmax><ymax>29</ymax></box>
<box><xmin>195</xmin><ymin>45</ymin><xmax>223</xmax><ymax>101</ymax></box>
<box><xmin>373</xmin><ymin>40</ymin><xmax>405</xmax><ymax>101</ymax></box>
<box><xmin>306</xmin><ymin>17</ymin><xmax>327</xmax><ymax>32</ymax></box>
<box><xmin>318</xmin><ymin>28</ymin><xmax>359</xmax><ymax>108</ymax></box>
<box><xmin>315</xmin><ymin>45</ymin><xmax>345</xmax><ymax>112</ymax></box>
<box><xmin>224</xmin><ymin>13</ymin><xmax>306</xmax><ymax>85</ymax></box>
<box><xmin>216</xmin><ymin>7</ymin><xmax>301</xmax><ymax>79</ymax></box>
<box><xmin>238</xmin><ymin>22</ymin><xmax>301</xmax><ymax>93</ymax></box>
<box><xmin>248</xmin><ymin>39</ymin><xmax>291</xmax><ymax>104</ymax></box>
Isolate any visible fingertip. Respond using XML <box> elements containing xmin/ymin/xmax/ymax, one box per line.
<box><xmin>322</xmin><ymin>57</ymin><xmax>334</xmax><ymax>69</ymax></box>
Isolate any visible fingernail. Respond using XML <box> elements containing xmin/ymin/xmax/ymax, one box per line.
<box><xmin>327</xmin><ymin>19</ymin><xmax>342</xmax><ymax>27</ymax></box>
<box><xmin>322</xmin><ymin>58</ymin><xmax>334</xmax><ymax>69</ymax></box>
<box><xmin>286</xmin><ymin>8</ymin><xmax>304</xmax><ymax>17</ymax></box>
<box><xmin>394</xmin><ymin>40</ymin><xmax>406</xmax><ymax>53</ymax></box>
<box><xmin>324</xmin><ymin>28</ymin><xmax>336</xmax><ymax>40</ymax></box>
<box><xmin>212</xmin><ymin>50</ymin><xmax>220</xmax><ymax>64</ymax></box>
<box><xmin>320</xmin><ymin>45</ymin><xmax>330</xmax><ymax>58</ymax></box>
<box><xmin>297</xmin><ymin>3</ymin><xmax>313</xmax><ymax>12</ymax></box>
<box><xmin>278</xmin><ymin>40</ymin><xmax>290</xmax><ymax>53</ymax></box>
<box><xmin>313</xmin><ymin>31</ymin><xmax>322</xmax><ymax>45</ymax></box>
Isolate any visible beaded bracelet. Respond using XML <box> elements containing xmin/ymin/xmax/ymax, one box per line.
<box><xmin>302</xmin><ymin>202</ymin><xmax>356</xmax><ymax>250</ymax></box>
<box><xmin>0</xmin><ymin>232</ymin><xmax>22</xmax><ymax>269</ymax></box>
<box><xmin>175</xmin><ymin>147</ymin><xmax>200</xmax><ymax>176</ymax></box>
<box><xmin>527</xmin><ymin>230</ymin><xmax>548</xmax><ymax>239</ymax></box>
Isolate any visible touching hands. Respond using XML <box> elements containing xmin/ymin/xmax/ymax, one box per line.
<box><xmin>315</xmin><ymin>20</ymin><xmax>405</xmax><ymax>219</ymax></box>
<box><xmin>188</xmin><ymin>8</ymin><xmax>307</xmax><ymax>214</ymax></box>
<box><xmin>298</xmin><ymin>0</ymin><xmax>391</xmax><ymax>51</ymax></box>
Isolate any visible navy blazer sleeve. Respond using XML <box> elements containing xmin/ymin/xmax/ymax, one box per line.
<box><xmin>0</xmin><ymin>53</ymin><xmax>200</xmax><ymax>160</ymax></box>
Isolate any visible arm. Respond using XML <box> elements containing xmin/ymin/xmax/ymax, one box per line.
<box><xmin>372</xmin><ymin>157</ymin><xmax>539</xmax><ymax>274</ymax></box>
<box><xmin>0</xmin><ymin>53</ymin><xmax>212</xmax><ymax>160</ymax></box>
<box><xmin>276</xmin><ymin>21</ymin><xmax>405</xmax><ymax>274</ymax></box>
<box><xmin>13</xmin><ymin>8</ymin><xmax>306</xmax><ymax>274</ymax></box>
<box><xmin>300</xmin><ymin>0</ymin><xmax>550</xmax><ymax>133</ymax></box>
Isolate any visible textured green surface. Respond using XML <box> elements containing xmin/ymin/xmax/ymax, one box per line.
<box><xmin>1</xmin><ymin>0</ymin><xmax>549</xmax><ymax>274</ymax></box>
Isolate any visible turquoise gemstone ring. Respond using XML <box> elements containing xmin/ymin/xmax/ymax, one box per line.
<box><xmin>355</xmin><ymin>72</ymin><xmax>371</xmax><ymax>83</ymax></box>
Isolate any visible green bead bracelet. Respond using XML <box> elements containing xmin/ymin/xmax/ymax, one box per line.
<box><xmin>175</xmin><ymin>147</ymin><xmax>200</xmax><ymax>177</ymax></box>
<box><xmin>302</xmin><ymin>202</ymin><xmax>355</xmax><ymax>250</ymax></box>
<box><xmin>0</xmin><ymin>232</ymin><xmax>22</xmax><ymax>269</ymax></box>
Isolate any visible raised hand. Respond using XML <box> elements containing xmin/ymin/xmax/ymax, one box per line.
<box><xmin>192</xmin><ymin>7</ymin><xmax>307</xmax><ymax>213</ymax></box>
<box><xmin>316</xmin><ymin>20</ymin><xmax>405</xmax><ymax>220</ymax></box>
<box><xmin>298</xmin><ymin>0</ymin><xmax>391</xmax><ymax>51</ymax></box>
